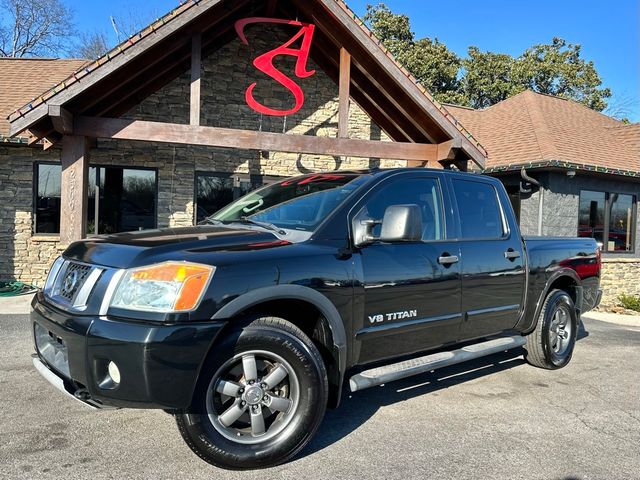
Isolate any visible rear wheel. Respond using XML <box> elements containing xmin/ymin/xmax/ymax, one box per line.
<box><xmin>524</xmin><ymin>289</ymin><xmax>578</xmax><ymax>369</ymax></box>
<box><xmin>175</xmin><ymin>316</ymin><xmax>328</xmax><ymax>470</ymax></box>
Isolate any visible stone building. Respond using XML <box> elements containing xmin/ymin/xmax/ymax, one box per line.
<box><xmin>1</xmin><ymin>0</ymin><xmax>485</xmax><ymax>286</ymax></box>
<box><xmin>448</xmin><ymin>92</ymin><xmax>640</xmax><ymax>307</ymax></box>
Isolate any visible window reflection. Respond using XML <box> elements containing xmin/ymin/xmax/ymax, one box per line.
<box><xmin>578</xmin><ymin>190</ymin><xmax>635</xmax><ymax>253</ymax></box>
<box><xmin>578</xmin><ymin>190</ymin><xmax>605</xmax><ymax>245</ymax></box>
<box><xmin>35</xmin><ymin>164</ymin><xmax>62</xmax><ymax>234</ymax></box>
<box><xmin>608</xmin><ymin>193</ymin><xmax>634</xmax><ymax>252</ymax></box>
<box><xmin>35</xmin><ymin>163</ymin><xmax>157</xmax><ymax>235</ymax></box>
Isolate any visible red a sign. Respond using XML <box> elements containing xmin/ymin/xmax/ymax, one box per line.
<box><xmin>235</xmin><ymin>17</ymin><xmax>317</xmax><ymax>116</ymax></box>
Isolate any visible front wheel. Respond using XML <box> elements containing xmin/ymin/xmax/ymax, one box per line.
<box><xmin>524</xmin><ymin>289</ymin><xmax>578</xmax><ymax>369</ymax></box>
<box><xmin>175</xmin><ymin>317</ymin><xmax>328</xmax><ymax>470</ymax></box>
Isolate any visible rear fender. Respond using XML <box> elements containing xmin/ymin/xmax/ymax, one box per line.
<box><xmin>522</xmin><ymin>269</ymin><xmax>581</xmax><ymax>334</ymax></box>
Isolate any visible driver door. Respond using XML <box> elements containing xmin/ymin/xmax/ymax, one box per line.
<box><xmin>352</xmin><ymin>174</ymin><xmax>463</xmax><ymax>365</ymax></box>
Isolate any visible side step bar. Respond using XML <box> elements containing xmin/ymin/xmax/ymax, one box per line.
<box><xmin>349</xmin><ymin>335</ymin><xmax>527</xmax><ymax>392</ymax></box>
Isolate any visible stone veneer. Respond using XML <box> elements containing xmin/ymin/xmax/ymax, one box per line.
<box><xmin>0</xmin><ymin>24</ymin><xmax>404</xmax><ymax>286</ymax></box>
<box><xmin>599</xmin><ymin>258</ymin><xmax>640</xmax><ymax>308</ymax></box>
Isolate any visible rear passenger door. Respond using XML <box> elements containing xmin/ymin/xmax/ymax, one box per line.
<box><xmin>450</xmin><ymin>177</ymin><xmax>526</xmax><ymax>340</ymax></box>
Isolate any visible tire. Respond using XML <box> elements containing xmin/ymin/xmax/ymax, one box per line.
<box><xmin>524</xmin><ymin>289</ymin><xmax>578</xmax><ymax>369</ymax></box>
<box><xmin>175</xmin><ymin>316</ymin><xmax>328</xmax><ymax>470</ymax></box>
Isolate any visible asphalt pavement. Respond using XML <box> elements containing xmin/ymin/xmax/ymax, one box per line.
<box><xmin>1</xmin><ymin>312</ymin><xmax>638</xmax><ymax>480</ymax></box>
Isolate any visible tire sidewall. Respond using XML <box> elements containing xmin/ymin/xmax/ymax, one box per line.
<box><xmin>178</xmin><ymin>322</ymin><xmax>327</xmax><ymax>470</ymax></box>
<box><xmin>541</xmin><ymin>291</ymin><xmax>578</xmax><ymax>368</ymax></box>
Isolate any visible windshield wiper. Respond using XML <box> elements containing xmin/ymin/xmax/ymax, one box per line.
<box><xmin>239</xmin><ymin>217</ymin><xmax>287</xmax><ymax>235</ymax></box>
<box><xmin>198</xmin><ymin>218</ymin><xmax>222</xmax><ymax>226</ymax></box>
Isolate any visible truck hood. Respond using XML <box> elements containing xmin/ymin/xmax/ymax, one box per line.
<box><xmin>63</xmin><ymin>225</ymin><xmax>283</xmax><ymax>269</ymax></box>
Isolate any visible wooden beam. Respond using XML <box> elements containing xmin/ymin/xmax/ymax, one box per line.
<box><xmin>60</xmin><ymin>136</ymin><xmax>90</xmax><ymax>245</ymax></box>
<box><xmin>75</xmin><ymin>116</ymin><xmax>442</xmax><ymax>163</ymax></box>
<box><xmin>48</xmin><ymin>105</ymin><xmax>74</xmax><ymax>134</ymax></box>
<box><xmin>27</xmin><ymin>127</ymin><xmax>52</xmax><ymax>146</ymax></box>
<box><xmin>190</xmin><ymin>33</ymin><xmax>202</xmax><ymax>126</ymax></box>
<box><xmin>338</xmin><ymin>48</ymin><xmax>351</xmax><ymax>139</ymax></box>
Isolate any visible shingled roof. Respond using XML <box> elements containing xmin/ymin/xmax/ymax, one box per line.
<box><xmin>446</xmin><ymin>90</ymin><xmax>640</xmax><ymax>177</ymax></box>
<box><xmin>0</xmin><ymin>58</ymin><xmax>87</xmax><ymax>140</ymax></box>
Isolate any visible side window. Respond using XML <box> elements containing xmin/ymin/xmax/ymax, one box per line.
<box><xmin>452</xmin><ymin>179</ymin><xmax>504</xmax><ymax>239</ymax></box>
<box><xmin>361</xmin><ymin>177</ymin><xmax>444</xmax><ymax>241</ymax></box>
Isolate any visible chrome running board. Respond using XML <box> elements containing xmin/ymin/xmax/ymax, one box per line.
<box><xmin>349</xmin><ymin>335</ymin><xmax>527</xmax><ymax>392</ymax></box>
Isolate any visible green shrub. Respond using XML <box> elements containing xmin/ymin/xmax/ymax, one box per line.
<box><xmin>618</xmin><ymin>293</ymin><xmax>640</xmax><ymax>312</ymax></box>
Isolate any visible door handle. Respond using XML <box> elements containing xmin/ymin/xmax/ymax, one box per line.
<box><xmin>504</xmin><ymin>250</ymin><xmax>521</xmax><ymax>260</ymax></box>
<box><xmin>438</xmin><ymin>254</ymin><xmax>459</xmax><ymax>266</ymax></box>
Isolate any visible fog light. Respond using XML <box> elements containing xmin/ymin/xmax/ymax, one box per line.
<box><xmin>108</xmin><ymin>361</ymin><xmax>121</xmax><ymax>384</ymax></box>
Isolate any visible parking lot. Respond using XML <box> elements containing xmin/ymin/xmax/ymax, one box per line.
<box><xmin>1</xmin><ymin>310</ymin><xmax>639</xmax><ymax>480</ymax></box>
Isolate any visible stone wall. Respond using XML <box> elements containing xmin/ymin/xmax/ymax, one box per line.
<box><xmin>0</xmin><ymin>23</ymin><xmax>402</xmax><ymax>285</ymax></box>
<box><xmin>0</xmin><ymin>145</ymin><xmax>65</xmax><ymax>285</ymax></box>
<box><xmin>600</xmin><ymin>258</ymin><xmax>640</xmax><ymax>308</ymax></box>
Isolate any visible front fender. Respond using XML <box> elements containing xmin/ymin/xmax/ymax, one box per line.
<box><xmin>212</xmin><ymin>284</ymin><xmax>348</xmax><ymax>406</ymax></box>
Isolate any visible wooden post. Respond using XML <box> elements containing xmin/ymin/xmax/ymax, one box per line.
<box><xmin>338</xmin><ymin>48</ymin><xmax>351</xmax><ymax>139</ymax></box>
<box><xmin>60</xmin><ymin>136</ymin><xmax>90</xmax><ymax>245</ymax></box>
<box><xmin>190</xmin><ymin>33</ymin><xmax>202</xmax><ymax>126</ymax></box>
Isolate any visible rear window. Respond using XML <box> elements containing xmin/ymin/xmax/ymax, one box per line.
<box><xmin>452</xmin><ymin>179</ymin><xmax>505</xmax><ymax>239</ymax></box>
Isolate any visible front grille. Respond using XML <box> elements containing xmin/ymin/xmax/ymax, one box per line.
<box><xmin>57</xmin><ymin>262</ymin><xmax>92</xmax><ymax>301</ymax></box>
<box><xmin>45</xmin><ymin>259</ymin><xmax>104</xmax><ymax>310</ymax></box>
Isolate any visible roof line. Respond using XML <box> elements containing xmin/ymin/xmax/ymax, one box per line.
<box><xmin>484</xmin><ymin>159</ymin><xmax>640</xmax><ymax>178</ymax></box>
<box><xmin>7</xmin><ymin>0</ymin><xmax>201</xmax><ymax>123</ymax></box>
<box><xmin>522</xmin><ymin>90</ymin><xmax>559</xmax><ymax>161</ymax></box>
<box><xmin>0</xmin><ymin>57</ymin><xmax>89</xmax><ymax>62</ymax></box>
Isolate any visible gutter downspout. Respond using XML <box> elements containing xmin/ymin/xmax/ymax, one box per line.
<box><xmin>520</xmin><ymin>168</ymin><xmax>544</xmax><ymax>236</ymax></box>
<box><xmin>537</xmin><ymin>186</ymin><xmax>544</xmax><ymax>236</ymax></box>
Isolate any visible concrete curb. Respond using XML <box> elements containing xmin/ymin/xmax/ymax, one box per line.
<box><xmin>0</xmin><ymin>293</ymin><xmax>35</xmax><ymax>315</ymax></box>
<box><xmin>583</xmin><ymin>311</ymin><xmax>640</xmax><ymax>328</ymax></box>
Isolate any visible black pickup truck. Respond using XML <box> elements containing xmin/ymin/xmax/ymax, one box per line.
<box><xmin>31</xmin><ymin>168</ymin><xmax>601</xmax><ymax>470</ymax></box>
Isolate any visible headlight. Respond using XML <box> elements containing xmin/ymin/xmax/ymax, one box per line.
<box><xmin>110</xmin><ymin>262</ymin><xmax>215</xmax><ymax>313</ymax></box>
<box><xmin>43</xmin><ymin>256</ymin><xmax>65</xmax><ymax>296</ymax></box>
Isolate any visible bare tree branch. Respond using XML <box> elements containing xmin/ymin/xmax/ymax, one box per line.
<box><xmin>0</xmin><ymin>0</ymin><xmax>75</xmax><ymax>57</ymax></box>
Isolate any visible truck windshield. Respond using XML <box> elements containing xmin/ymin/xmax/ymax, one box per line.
<box><xmin>209</xmin><ymin>173</ymin><xmax>368</xmax><ymax>232</ymax></box>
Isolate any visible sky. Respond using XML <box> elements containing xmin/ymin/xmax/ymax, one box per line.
<box><xmin>67</xmin><ymin>0</ymin><xmax>640</xmax><ymax>122</ymax></box>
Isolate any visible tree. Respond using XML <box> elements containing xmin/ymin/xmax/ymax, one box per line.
<box><xmin>461</xmin><ymin>47</ymin><xmax>521</xmax><ymax>109</ymax></box>
<box><xmin>76</xmin><ymin>31</ymin><xmax>109</xmax><ymax>60</ymax></box>
<box><xmin>514</xmin><ymin>38</ymin><xmax>611</xmax><ymax>111</ymax></box>
<box><xmin>365</xmin><ymin>4</ymin><xmax>612</xmax><ymax>111</ymax></box>
<box><xmin>364</xmin><ymin>4</ymin><xmax>463</xmax><ymax>104</ymax></box>
<box><xmin>0</xmin><ymin>0</ymin><xmax>75</xmax><ymax>57</ymax></box>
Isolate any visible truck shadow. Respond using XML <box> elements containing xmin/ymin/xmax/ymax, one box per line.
<box><xmin>299</xmin><ymin>320</ymin><xmax>589</xmax><ymax>460</ymax></box>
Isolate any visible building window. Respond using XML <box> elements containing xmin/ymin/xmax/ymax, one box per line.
<box><xmin>34</xmin><ymin>163</ymin><xmax>158</xmax><ymax>235</ymax></box>
<box><xmin>194</xmin><ymin>172</ymin><xmax>283</xmax><ymax>224</ymax></box>
<box><xmin>87</xmin><ymin>167</ymin><xmax>157</xmax><ymax>235</ymax></box>
<box><xmin>578</xmin><ymin>190</ymin><xmax>636</xmax><ymax>253</ymax></box>
<box><xmin>34</xmin><ymin>163</ymin><xmax>62</xmax><ymax>234</ymax></box>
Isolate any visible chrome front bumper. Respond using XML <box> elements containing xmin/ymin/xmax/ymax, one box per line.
<box><xmin>32</xmin><ymin>355</ymin><xmax>101</xmax><ymax>410</ymax></box>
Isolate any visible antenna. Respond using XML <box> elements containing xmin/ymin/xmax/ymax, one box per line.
<box><xmin>110</xmin><ymin>16</ymin><xmax>122</xmax><ymax>42</ymax></box>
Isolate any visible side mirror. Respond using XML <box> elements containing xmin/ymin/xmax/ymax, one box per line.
<box><xmin>353</xmin><ymin>204</ymin><xmax>423</xmax><ymax>247</ymax></box>
<box><xmin>379</xmin><ymin>204</ymin><xmax>423</xmax><ymax>243</ymax></box>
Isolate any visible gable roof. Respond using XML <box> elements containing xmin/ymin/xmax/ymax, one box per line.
<box><xmin>6</xmin><ymin>0</ymin><xmax>486</xmax><ymax>167</ymax></box>
<box><xmin>0</xmin><ymin>58</ymin><xmax>87</xmax><ymax>140</ymax></box>
<box><xmin>446</xmin><ymin>90</ymin><xmax>640</xmax><ymax>177</ymax></box>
